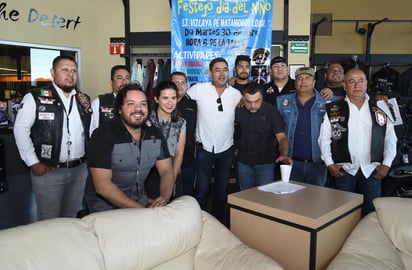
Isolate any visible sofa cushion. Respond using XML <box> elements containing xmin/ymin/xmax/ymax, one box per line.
<box><xmin>0</xmin><ymin>218</ymin><xmax>104</xmax><ymax>270</ymax></box>
<box><xmin>374</xmin><ymin>197</ymin><xmax>412</xmax><ymax>257</ymax></box>
<box><xmin>195</xmin><ymin>211</ymin><xmax>283</xmax><ymax>270</ymax></box>
<box><xmin>82</xmin><ymin>195</ymin><xmax>203</xmax><ymax>270</ymax></box>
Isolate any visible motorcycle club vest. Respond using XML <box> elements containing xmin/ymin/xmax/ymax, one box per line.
<box><xmin>325</xmin><ymin>99</ymin><xmax>387</xmax><ymax>164</ymax></box>
<box><xmin>98</xmin><ymin>93</ymin><xmax>116</xmax><ymax>127</ymax></box>
<box><xmin>30</xmin><ymin>86</ymin><xmax>92</xmax><ymax>167</ymax></box>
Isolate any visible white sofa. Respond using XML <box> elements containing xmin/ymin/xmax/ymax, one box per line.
<box><xmin>328</xmin><ymin>197</ymin><xmax>412</xmax><ymax>270</ymax></box>
<box><xmin>0</xmin><ymin>196</ymin><xmax>283</xmax><ymax>270</ymax></box>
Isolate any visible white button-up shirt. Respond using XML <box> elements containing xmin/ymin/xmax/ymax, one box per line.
<box><xmin>188</xmin><ymin>82</ymin><xmax>242</xmax><ymax>154</ymax></box>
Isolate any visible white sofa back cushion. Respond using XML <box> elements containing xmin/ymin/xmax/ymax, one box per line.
<box><xmin>82</xmin><ymin>196</ymin><xmax>203</xmax><ymax>270</ymax></box>
<box><xmin>0</xmin><ymin>218</ymin><xmax>105</xmax><ymax>270</ymax></box>
<box><xmin>374</xmin><ymin>197</ymin><xmax>412</xmax><ymax>257</ymax></box>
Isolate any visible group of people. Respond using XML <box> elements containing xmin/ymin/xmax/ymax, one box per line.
<box><xmin>13</xmin><ymin>53</ymin><xmax>397</xmax><ymax>224</ymax></box>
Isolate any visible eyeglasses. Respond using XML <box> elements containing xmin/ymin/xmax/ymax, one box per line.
<box><xmin>217</xmin><ymin>97</ymin><xmax>223</xmax><ymax>112</ymax></box>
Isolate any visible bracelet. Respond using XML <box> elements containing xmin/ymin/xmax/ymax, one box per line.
<box><xmin>162</xmin><ymin>196</ymin><xmax>171</xmax><ymax>203</ymax></box>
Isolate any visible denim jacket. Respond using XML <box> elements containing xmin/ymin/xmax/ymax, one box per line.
<box><xmin>276</xmin><ymin>91</ymin><xmax>333</xmax><ymax>162</ymax></box>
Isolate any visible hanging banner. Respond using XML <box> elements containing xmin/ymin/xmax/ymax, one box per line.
<box><xmin>171</xmin><ymin>0</ymin><xmax>273</xmax><ymax>86</ymax></box>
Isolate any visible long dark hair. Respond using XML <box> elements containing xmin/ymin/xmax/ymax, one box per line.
<box><xmin>152</xmin><ymin>80</ymin><xmax>179</xmax><ymax>122</ymax></box>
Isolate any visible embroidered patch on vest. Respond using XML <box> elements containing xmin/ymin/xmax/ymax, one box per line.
<box><xmin>41</xmin><ymin>144</ymin><xmax>52</xmax><ymax>159</ymax></box>
<box><xmin>328</xmin><ymin>104</ymin><xmax>347</xmax><ymax>140</ymax></box>
<box><xmin>38</xmin><ymin>97</ymin><xmax>55</xmax><ymax>104</ymax></box>
<box><xmin>77</xmin><ymin>93</ymin><xmax>90</xmax><ymax>109</ymax></box>
<box><xmin>40</xmin><ymin>89</ymin><xmax>53</xmax><ymax>97</ymax></box>
<box><xmin>375</xmin><ymin>110</ymin><xmax>387</xmax><ymax>126</ymax></box>
<box><xmin>331</xmin><ymin>122</ymin><xmax>347</xmax><ymax>140</ymax></box>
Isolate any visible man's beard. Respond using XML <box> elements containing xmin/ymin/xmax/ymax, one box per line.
<box><xmin>61</xmin><ymin>86</ymin><xmax>74</xmax><ymax>93</ymax></box>
<box><xmin>122</xmin><ymin>112</ymin><xmax>148</xmax><ymax>129</ymax></box>
<box><xmin>57</xmin><ymin>83</ymin><xmax>76</xmax><ymax>93</ymax></box>
<box><xmin>237</xmin><ymin>73</ymin><xmax>249</xmax><ymax>80</ymax></box>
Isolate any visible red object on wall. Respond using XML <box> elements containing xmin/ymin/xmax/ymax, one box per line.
<box><xmin>109</xmin><ymin>43</ymin><xmax>125</xmax><ymax>55</ymax></box>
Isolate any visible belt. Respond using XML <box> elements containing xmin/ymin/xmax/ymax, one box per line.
<box><xmin>56</xmin><ymin>157</ymin><xmax>85</xmax><ymax>168</ymax></box>
<box><xmin>293</xmin><ymin>158</ymin><xmax>313</xmax><ymax>163</ymax></box>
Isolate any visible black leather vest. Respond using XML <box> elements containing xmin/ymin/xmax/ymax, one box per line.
<box><xmin>98</xmin><ymin>93</ymin><xmax>116</xmax><ymax>127</ymax></box>
<box><xmin>30</xmin><ymin>86</ymin><xmax>92</xmax><ymax>167</ymax></box>
<box><xmin>326</xmin><ymin>99</ymin><xmax>387</xmax><ymax>163</ymax></box>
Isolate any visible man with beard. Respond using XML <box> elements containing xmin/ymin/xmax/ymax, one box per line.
<box><xmin>232</xmin><ymin>55</ymin><xmax>252</xmax><ymax>93</ymax></box>
<box><xmin>317</xmin><ymin>63</ymin><xmax>346</xmax><ymax>99</ymax></box>
<box><xmin>84</xmin><ymin>84</ymin><xmax>174</xmax><ymax>212</ymax></box>
<box><xmin>14</xmin><ymin>55</ymin><xmax>92</xmax><ymax>220</ymax></box>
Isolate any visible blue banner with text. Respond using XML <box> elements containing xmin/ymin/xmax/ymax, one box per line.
<box><xmin>171</xmin><ymin>0</ymin><xmax>273</xmax><ymax>86</ymax></box>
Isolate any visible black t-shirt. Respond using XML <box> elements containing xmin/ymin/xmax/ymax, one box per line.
<box><xmin>234</xmin><ymin>102</ymin><xmax>285</xmax><ymax>164</ymax></box>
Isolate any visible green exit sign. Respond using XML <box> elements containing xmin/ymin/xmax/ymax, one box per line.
<box><xmin>289</xmin><ymin>41</ymin><xmax>309</xmax><ymax>54</ymax></box>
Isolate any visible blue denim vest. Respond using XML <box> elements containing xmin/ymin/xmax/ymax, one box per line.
<box><xmin>276</xmin><ymin>91</ymin><xmax>330</xmax><ymax>162</ymax></box>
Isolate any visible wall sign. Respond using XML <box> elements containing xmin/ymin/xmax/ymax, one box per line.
<box><xmin>0</xmin><ymin>2</ymin><xmax>82</xmax><ymax>30</ymax></box>
<box><xmin>289</xmin><ymin>41</ymin><xmax>309</xmax><ymax>55</ymax></box>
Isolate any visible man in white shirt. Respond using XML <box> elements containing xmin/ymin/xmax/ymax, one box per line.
<box><xmin>187</xmin><ymin>57</ymin><xmax>242</xmax><ymax>222</ymax></box>
<box><xmin>319</xmin><ymin>68</ymin><xmax>397</xmax><ymax>217</ymax></box>
<box><xmin>13</xmin><ymin>55</ymin><xmax>92</xmax><ymax>220</ymax></box>
<box><xmin>89</xmin><ymin>65</ymin><xmax>130</xmax><ymax>135</ymax></box>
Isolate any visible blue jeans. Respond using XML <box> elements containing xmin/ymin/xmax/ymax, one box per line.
<box><xmin>180</xmin><ymin>165</ymin><xmax>196</xmax><ymax>196</ymax></box>
<box><xmin>237</xmin><ymin>161</ymin><xmax>274</xmax><ymax>190</ymax></box>
<box><xmin>31</xmin><ymin>163</ymin><xmax>88</xmax><ymax>220</ymax></box>
<box><xmin>335</xmin><ymin>169</ymin><xmax>381</xmax><ymax>217</ymax></box>
<box><xmin>195</xmin><ymin>145</ymin><xmax>233</xmax><ymax>222</ymax></box>
<box><xmin>290</xmin><ymin>161</ymin><xmax>327</xmax><ymax>186</ymax></box>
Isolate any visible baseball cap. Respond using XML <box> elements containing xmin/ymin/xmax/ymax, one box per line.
<box><xmin>270</xmin><ymin>56</ymin><xmax>288</xmax><ymax>67</ymax></box>
<box><xmin>295</xmin><ymin>67</ymin><xmax>315</xmax><ymax>77</ymax></box>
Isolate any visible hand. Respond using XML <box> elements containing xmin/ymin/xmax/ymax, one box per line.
<box><xmin>375</xmin><ymin>94</ymin><xmax>389</xmax><ymax>105</ymax></box>
<box><xmin>320</xmin><ymin>88</ymin><xmax>334</xmax><ymax>100</ymax></box>
<box><xmin>372</xmin><ymin>165</ymin><xmax>390</xmax><ymax>180</ymax></box>
<box><xmin>229</xmin><ymin>76</ymin><xmax>236</xmax><ymax>86</ymax></box>
<box><xmin>237</xmin><ymin>99</ymin><xmax>244</xmax><ymax>108</ymax></box>
<box><xmin>148</xmin><ymin>196</ymin><xmax>170</xmax><ymax>208</ymax></box>
<box><xmin>31</xmin><ymin>162</ymin><xmax>52</xmax><ymax>176</ymax></box>
<box><xmin>327</xmin><ymin>164</ymin><xmax>344</xmax><ymax>178</ymax></box>
<box><xmin>275</xmin><ymin>156</ymin><xmax>292</xmax><ymax>165</ymax></box>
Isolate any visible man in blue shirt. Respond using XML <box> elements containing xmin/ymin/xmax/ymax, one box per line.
<box><xmin>277</xmin><ymin>67</ymin><xmax>335</xmax><ymax>186</ymax></box>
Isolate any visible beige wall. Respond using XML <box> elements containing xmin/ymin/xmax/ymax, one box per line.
<box><xmin>131</xmin><ymin>0</ymin><xmax>286</xmax><ymax>32</ymax></box>
<box><xmin>4</xmin><ymin>0</ymin><xmax>407</xmax><ymax>99</ymax></box>
<box><xmin>312</xmin><ymin>0</ymin><xmax>412</xmax><ymax>54</ymax></box>
<box><xmin>1</xmin><ymin>0</ymin><xmax>126</xmax><ymax>99</ymax></box>
<box><xmin>288</xmin><ymin>0</ymin><xmax>311</xmax><ymax>66</ymax></box>
<box><xmin>2</xmin><ymin>0</ymin><xmax>311</xmax><ymax>99</ymax></box>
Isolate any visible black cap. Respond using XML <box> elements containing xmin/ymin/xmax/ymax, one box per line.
<box><xmin>270</xmin><ymin>56</ymin><xmax>288</xmax><ymax>67</ymax></box>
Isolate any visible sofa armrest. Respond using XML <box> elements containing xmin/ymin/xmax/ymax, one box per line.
<box><xmin>194</xmin><ymin>211</ymin><xmax>283</xmax><ymax>270</ymax></box>
<box><xmin>327</xmin><ymin>212</ymin><xmax>404</xmax><ymax>270</ymax></box>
